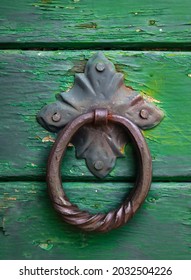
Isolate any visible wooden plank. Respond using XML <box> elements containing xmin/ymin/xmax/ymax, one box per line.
<box><xmin>0</xmin><ymin>181</ymin><xmax>190</xmax><ymax>260</ymax></box>
<box><xmin>0</xmin><ymin>0</ymin><xmax>191</xmax><ymax>45</ymax></box>
<box><xmin>0</xmin><ymin>50</ymin><xmax>191</xmax><ymax>181</ymax></box>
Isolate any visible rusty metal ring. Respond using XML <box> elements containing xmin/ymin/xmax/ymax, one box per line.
<box><xmin>47</xmin><ymin>109</ymin><xmax>152</xmax><ymax>232</ymax></box>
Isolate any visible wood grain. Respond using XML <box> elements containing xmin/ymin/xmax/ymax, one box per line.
<box><xmin>1</xmin><ymin>50</ymin><xmax>191</xmax><ymax>181</ymax></box>
<box><xmin>0</xmin><ymin>0</ymin><xmax>191</xmax><ymax>46</ymax></box>
<box><xmin>1</xmin><ymin>0</ymin><xmax>190</xmax><ymax>262</ymax></box>
<box><xmin>0</xmin><ymin>181</ymin><xmax>190</xmax><ymax>260</ymax></box>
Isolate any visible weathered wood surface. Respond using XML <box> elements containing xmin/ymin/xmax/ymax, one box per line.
<box><xmin>1</xmin><ymin>51</ymin><xmax>191</xmax><ymax>181</ymax></box>
<box><xmin>0</xmin><ymin>181</ymin><xmax>190</xmax><ymax>260</ymax></box>
<box><xmin>0</xmin><ymin>0</ymin><xmax>191</xmax><ymax>46</ymax></box>
<box><xmin>0</xmin><ymin>0</ymin><xmax>190</xmax><ymax>263</ymax></box>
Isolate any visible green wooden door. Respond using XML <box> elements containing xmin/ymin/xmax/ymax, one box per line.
<box><xmin>0</xmin><ymin>0</ymin><xmax>191</xmax><ymax>260</ymax></box>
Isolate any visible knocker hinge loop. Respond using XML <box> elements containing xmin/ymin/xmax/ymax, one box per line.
<box><xmin>94</xmin><ymin>108</ymin><xmax>108</xmax><ymax>126</ymax></box>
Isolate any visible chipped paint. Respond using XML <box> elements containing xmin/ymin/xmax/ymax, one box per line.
<box><xmin>77</xmin><ymin>22</ymin><xmax>97</xmax><ymax>29</ymax></box>
<box><xmin>31</xmin><ymin>163</ymin><xmax>38</xmax><ymax>167</ymax></box>
<box><xmin>26</xmin><ymin>163</ymin><xmax>38</xmax><ymax>168</ymax></box>
<box><xmin>27</xmin><ymin>190</ymin><xmax>37</xmax><ymax>194</ymax></box>
<box><xmin>65</xmin><ymin>6</ymin><xmax>75</xmax><ymax>9</ymax></box>
<box><xmin>68</xmin><ymin>143</ymin><xmax>74</xmax><ymax>147</ymax></box>
<box><xmin>32</xmin><ymin>239</ymin><xmax>54</xmax><ymax>251</ymax></box>
<box><xmin>6</xmin><ymin>197</ymin><xmax>17</xmax><ymax>201</ymax></box>
<box><xmin>0</xmin><ymin>182</ymin><xmax>191</xmax><ymax>259</ymax></box>
<box><xmin>149</xmin><ymin>19</ymin><xmax>156</xmax><ymax>26</ymax></box>
<box><xmin>0</xmin><ymin>51</ymin><xmax>191</xmax><ymax>181</ymax></box>
<box><xmin>38</xmin><ymin>241</ymin><xmax>53</xmax><ymax>251</ymax></box>
<box><xmin>141</xmin><ymin>93</ymin><xmax>161</xmax><ymax>103</ymax></box>
<box><xmin>42</xmin><ymin>135</ymin><xmax>55</xmax><ymax>143</ymax></box>
<box><xmin>0</xmin><ymin>0</ymin><xmax>191</xmax><ymax>44</ymax></box>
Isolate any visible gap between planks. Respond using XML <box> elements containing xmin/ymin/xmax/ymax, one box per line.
<box><xmin>0</xmin><ymin>177</ymin><xmax>191</xmax><ymax>183</ymax></box>
<box><xmin>0</xmin><ymin>42</ymin><xmax>191</xmax><ymax>51</ymax></box>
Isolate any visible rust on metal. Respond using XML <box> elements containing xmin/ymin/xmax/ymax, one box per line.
<box><xmin>37</xmin><ymin>52</ymin><xmax>164</xmax><ymax>178</ymax></box>
<box><xmin>47</xmin><ymin>109</ymin><xmax>152</xmax><ymax>232</ymax></box>
<box><xmin>36</xmin><ymin>52</ymin><xmax>164</xmax><ymax>232</ymax></box>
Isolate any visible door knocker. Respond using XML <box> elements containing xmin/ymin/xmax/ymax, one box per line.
<box><xmin>37</xmin><ymin>52</ymin><xmax>164</xmax><ymax>232</ymax></box>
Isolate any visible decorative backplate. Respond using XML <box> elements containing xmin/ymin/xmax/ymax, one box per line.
<box><xmin>37</xmin><ymin>52</ymin><xmax>164</xmax><ymax>178</ymax></box>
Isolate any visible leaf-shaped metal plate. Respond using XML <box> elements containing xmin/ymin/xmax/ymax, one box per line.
<box><xmin>37</xmin><ymin>52</ymin><xmax>164</xmax><ymax>178</ymax></box>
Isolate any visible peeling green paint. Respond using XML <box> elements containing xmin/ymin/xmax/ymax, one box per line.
<box><xmin>0</xmin><ymin>181</ymin><xmax>191</xmax><ymax>259</ymax></box>
<box><xmin>0</xmin><ymin>51</ymin><xmax>191</xmax><ymax>181</ymax></box>
<box><xmin>0</xmin><ymin>0</ymin><xmax>191</xmax><ymax>45</ymax></box>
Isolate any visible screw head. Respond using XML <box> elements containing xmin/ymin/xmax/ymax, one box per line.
<box><xmin>140</xmin><ymin>109</ymin><xmax>149</xmax><ymax>119</ymax></box>
<box><xmin>96</xmin><ymin>62</ymin><xmax>105</xmax><ymax>72</ymax></box>
<box><xmin>52</xmin><ymin>112</ymin><xmax>61</xmax><ymax>122</ymax></box>
<box><xmin>94</xmin><ymin>160</ymin><xmax>104</xmax><ymax>170</ymax></box>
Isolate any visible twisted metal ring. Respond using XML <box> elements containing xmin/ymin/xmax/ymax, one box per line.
<box><xmin>47</xmin><ymin>109</ymin><xmax>152</xmax><ymax>232</ymax></box>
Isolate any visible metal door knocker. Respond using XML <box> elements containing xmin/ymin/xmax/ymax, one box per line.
<box><xmin>37</xmin><ymin>52</ymin><xmax>164</xmax><ymax>232</ymax></box>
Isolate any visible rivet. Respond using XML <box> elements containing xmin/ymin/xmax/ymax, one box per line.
<box><xmin>140</xmin><ymin>109</ymin><xmax>149</xmax><ymax>119</ymax></box>
<box><xmin>96</xmin><ymin>62</ymin><xmax>105</xmax><ymax>72</ymax></box>
<box><xmin>94</xmin><ymin>161</ymin><xmax>104</xmax><ymax>170</ymax></box>
<box><xmin>52</xmin><ymin>112</ymin><xmax>61</xmax><ymax>122</ymax></box>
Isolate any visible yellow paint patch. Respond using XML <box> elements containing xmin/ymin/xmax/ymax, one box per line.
<box><xmin>141</xmin><ymin>93</ymin><xmax>161</xmax><ymax>103</ymax></box>
<box><xmin>120</xmin><ymin>145</ymin><xmax>126</xmax><ymax>154</ymax></box>
<box><xmin>42</xmin><ymin>135</ymin><xmax>55</xmax><ymax>143</ymax></box>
